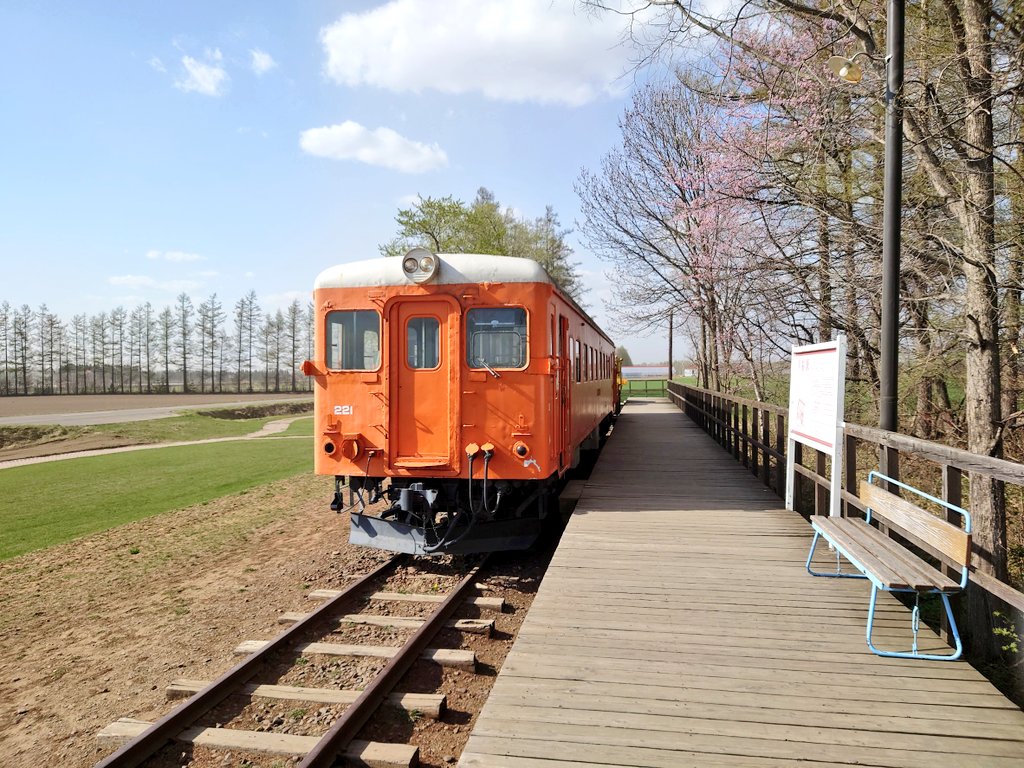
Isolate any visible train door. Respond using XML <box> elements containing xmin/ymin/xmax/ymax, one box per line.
<box><xmin>557</xmin><ymin>314</ymin><xmax>570</xmax><ymax>471</ymax></box>
<box><xmin>389</xmin><ymin>298</ymin><xmax>459</xmax><ymax>468</ymax></box>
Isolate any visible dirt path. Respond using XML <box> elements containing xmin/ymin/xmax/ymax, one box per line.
<box><xmin>0</xmin><ymin>418</ymin><xmax>308</xmax><ymax>470</ymax></box>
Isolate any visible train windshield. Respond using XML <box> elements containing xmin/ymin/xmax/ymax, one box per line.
<box><xmin>466</xmin><ymin>307</ymin><xmax>527</xmax><ymax>369</ymax></box>
<box><xmin>326</xmin><ymin>310</ymin><xmax>381</xmax><ymax>370</ymax></box>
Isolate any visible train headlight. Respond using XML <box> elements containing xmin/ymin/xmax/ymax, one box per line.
<box><xmin>402</xmin><ymin>247</ymin><xmax>439</xmax><ymax>284</ymax></box>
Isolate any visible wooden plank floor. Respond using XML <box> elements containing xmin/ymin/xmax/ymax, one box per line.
<box><xmin>460</xmin><ymin>399</ymin><xmax>1024</xmax><ymax>768</ymax></box>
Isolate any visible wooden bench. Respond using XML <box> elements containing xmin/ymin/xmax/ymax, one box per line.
<box><xmin>805</xmin><ymin>471</ymin><xmax>971</xmax><ymax>660</ymax></box>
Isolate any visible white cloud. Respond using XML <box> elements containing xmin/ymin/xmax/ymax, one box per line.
<box><xmin>146</xmin><ymin>249</ymin><xmax>204</xmax><ymax>262</ymax></box>
<box><xmin>299</xmin><ymin>121</ymin><xmax>447</xmax><ymax>174</ymax></box>
<box><xmin>250</xmin><ymin>48</ymin><xmax>277</xmax><ymax>76</ymax></box>
<box><xmin>175</xmin><ymin>49</ymin><xmax>229</xmax><ymax>96</ymax></box>
<box><xmin>319</xmin><ymin>0</ymin><xmax>636</xmax><ymax>106</ymax></box>
<box><xmin>148</xmin><ymin>56</ymin><xmax>166</xmax><ymax>73</ymax></box>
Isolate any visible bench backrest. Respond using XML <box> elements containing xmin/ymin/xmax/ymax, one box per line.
<box><xmin>859</xmin><ymin>480</ymin><xmax>971</xmax><ymax>568</ymax></box>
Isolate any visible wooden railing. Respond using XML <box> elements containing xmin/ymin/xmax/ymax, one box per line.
<box><xmin>666</xmin><ymin>381</ymin><xmax>1024</xmax><ymax>665</ymax></box>
<box><xmin>619</xmin><ymin>378</ymin><xmax>667</xmax><ymax>402</ymax></box>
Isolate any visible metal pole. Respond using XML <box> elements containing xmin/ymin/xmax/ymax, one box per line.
<box><xmin>879</xmin><ymin>0</ymin><xmax>905</xmax><ymax>433</ymax></box>
<box><xmin>668</xmin><ymin>310</ymin><xmax>674</xmax><ymax>382</ymax></box>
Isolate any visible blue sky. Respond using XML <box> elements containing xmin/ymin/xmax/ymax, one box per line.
<box><xmin>0</xmin><ymin>0</ymin><xmax>681</xmax><ymax>363</ymax></box>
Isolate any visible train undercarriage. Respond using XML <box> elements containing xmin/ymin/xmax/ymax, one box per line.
<box><xmin>336</xmin><ymin>474</ymin><xmax>559</xmax><ymax>555</ymax></box>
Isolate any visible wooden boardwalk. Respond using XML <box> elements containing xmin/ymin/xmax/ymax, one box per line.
<box><xmin>460</xmin><ymin>399</ymin><xmax>1024</xmax><ymax>767</ymax></box>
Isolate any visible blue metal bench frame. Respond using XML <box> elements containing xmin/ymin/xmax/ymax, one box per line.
<box><xmin>805</xmin><ymin>472</ymin><xmax>971</xmax><ymax>661</ymax></box>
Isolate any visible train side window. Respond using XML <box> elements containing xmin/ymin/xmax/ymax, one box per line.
<box><xmin>575</xmin><ymin>339</ymin><xmax>581</xmax><ymax>382</ymax></box>
<box><xmin>467</xmin><ymin>307</ymin><xmax>527</xmax><ymax>369</ymax></box>
<box><xmin>325</xmin><ymin>310</ymin><xmax>381</xmax><ymax>371</ymax></box>
<box><xmin>407</xmin><ymin>316</ymin><xmax>440</xmax><ymax>369</ymax></box>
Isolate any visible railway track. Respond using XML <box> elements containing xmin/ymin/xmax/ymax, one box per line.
<box><xmin>94</xmin><ymin>554</ymin><xmax>504</xmax><ymax>768</ymax></box>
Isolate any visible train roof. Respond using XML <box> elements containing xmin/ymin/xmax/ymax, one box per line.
<box><xmin>314</xmin><ymin>252</ymin><xmax>614</xmax><ymax>348</ymax></box>
<box><xmin>314</xmin><ymin>253</ymin><xmax>554</xmax><ymax>290</ymax></box>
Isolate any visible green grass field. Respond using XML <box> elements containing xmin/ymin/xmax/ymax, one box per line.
<box><xmin>276</xmin><ymin>416</ymin><xmax>314</xmax><ymax>437</ymax></box>
<box><xmin>92</xmin><ymin>411</ymin><xmax>298</xmax><ymax>443</ymax></box>
<box><xmin>0</xmin><ymin>438</ymin><xmax>313</xmax><ymax>560</ymax></box>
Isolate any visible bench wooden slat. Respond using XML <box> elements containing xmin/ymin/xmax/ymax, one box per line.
<box><xmin>835</xmin><ymin>518</ymin><xmax>960</xmax><ymax>592</ymax></box>
<box><xmin>859</xmin><ymin>482</ymin><xmax>970</xmax><ymax>567</ymax></box>
<box><xmin>810</xmin><ymin>517</ymin><xmax>911</xmax><ymax>590</ymax></box>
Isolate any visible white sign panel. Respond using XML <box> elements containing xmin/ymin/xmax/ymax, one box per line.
<box><xmin>785</xmin><ymin>337</ymin><xmax>846</xmax><ymax>516</ymax></box>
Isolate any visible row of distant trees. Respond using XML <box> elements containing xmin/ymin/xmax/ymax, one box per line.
<box><xmin>0</xmin><ymin>293</ymin><xmax>313</xmax><ymax>396</ymax></box>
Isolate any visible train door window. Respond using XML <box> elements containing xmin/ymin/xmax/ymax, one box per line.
<box><xmin>407</xmin><ymin>316</ymin><xmax>440</xmax><ymax>369</ymax></box>
<box><xmin>326</xmin><ymin>310</ymin><xmax>380</xmax><ymax>370</ymax></box>
<box><xmin>466</xmin><ymin>307</ymin><xmax>527</xmax><ymax>369</ymax></box>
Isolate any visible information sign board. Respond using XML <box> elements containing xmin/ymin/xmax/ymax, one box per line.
<box><xmin>785</xmin><ymin>337</ymin><xmax>846</xmax><ymax>516</ymax></box>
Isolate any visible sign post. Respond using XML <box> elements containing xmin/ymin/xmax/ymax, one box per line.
<box><xmin>785</xmin><ymin>336</ymin><xmax>847</xmax><ymax>517</ymax></box>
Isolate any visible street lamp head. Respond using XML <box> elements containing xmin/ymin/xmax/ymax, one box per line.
<box><xmin>827</xmin><ymin>55</ymin><xmax>864</xmax><ymax>84</ymax></box>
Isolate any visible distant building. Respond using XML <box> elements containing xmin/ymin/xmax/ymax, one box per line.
<box><xmin>622</xmin><ymin>365</ymin><xmax>670</xmax><ymax>379</ymax></box>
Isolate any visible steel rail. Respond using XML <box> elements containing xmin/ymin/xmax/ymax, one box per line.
<box><xmin>299</xmin><ymin>556</ymin><xmax>490</xmax><ymax>768</ymax></box>
<box><xmin>93</xmin><ymin>555</ymin><xmax>403</xmax><ymax>768</ymax></box>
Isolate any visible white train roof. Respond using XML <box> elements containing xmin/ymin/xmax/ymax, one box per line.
<box><xmin>314</xmin><ymin>253</ymin><xmax>555</xmax><ymax>290</ymax></box>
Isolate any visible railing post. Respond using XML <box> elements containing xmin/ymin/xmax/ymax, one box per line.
<box><xmin>880</xmin><ymin>443</ymin><xmax>900</xmax><ymax>491</ymax></box>
<box><xmin>745</xmin><ymin>405</ymin><xmax>753</xmax><ymax>473</ymax></box>
<box><xmin>732</xmin><ymin>403</ymin><xmax>740</xmax><ymax>460</ymax></box>
<box><xmin>941</xmin><ymin>465</ymin><xmax>964</xmax><ymax>644</ymax></box>
<box><xmin>844</xmin><ymin>433</ymin><xmax>858</xmax><ymax>517</ymax></box>
<box><xmin>762</xmin><ymin>409</ymin><xmax>771</xmax><ymax>487</ymax></box>
<box><xmin>775</xmin><ymin>413</ymin><xmax>786</xmax><ymax>496</ymax></box>
<box><xmin>815</xmin><ymin>449</ymin><xmax>828</xmax><ymax>516</ymax></box>
<box><xmin>793</xmin><ymin>441</ymin><xmax>804</xmax><ymax>514</ymax></box>
<box><xmin>751</xmin><ymin>407</ymin><xmax>760</xmax><ymax>477</ymax></box>
<box><xmin>723</xmin><ymin>399</ymin><xmax>728</xmax><ymax>449</ymax></box>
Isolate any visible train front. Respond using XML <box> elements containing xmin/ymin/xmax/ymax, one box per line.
<box><xmin>304</xmin><ymin>250</ymin><xmax>558</xmax><ymax>555</ymax></box>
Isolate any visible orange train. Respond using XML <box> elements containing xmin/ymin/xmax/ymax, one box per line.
<box><xmin>302</xmin><ymin>250</ymin><xmax>619</xmax><ymax>554</ymax></box>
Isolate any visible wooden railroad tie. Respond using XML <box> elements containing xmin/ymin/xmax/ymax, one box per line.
<box><xmin>165</xmin><ymin>679</ymin><xmax>445</xmax><ymax>718</ymax></box>
<box><xmin>307</xmin><ymin>588</ymin><xmax>506</xmax><ymax>612</ymax></box>
<box><xmin>277</xmin><ymin>611</ymin><xmax>494</xmax><ymax>636</ymax></box>
<box><xmin>233</xmin><ymin>640</ymin><xmax>476</xmax><ymax>670</ymax></box>
<box><xmin>97</xmin><ymin>718</ymin><xmax>416</xmax><ymax>767</ymax></box>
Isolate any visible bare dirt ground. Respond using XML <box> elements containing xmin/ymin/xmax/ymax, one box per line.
<box><xmin>0</xmin><ymin>394</ymin><xmax>312</xmax><ymax>419</ymax></box>
<box><xmin>0</xmin><ymin>473</ymin><xmax>548</xmax><ymax>768</ymax></box>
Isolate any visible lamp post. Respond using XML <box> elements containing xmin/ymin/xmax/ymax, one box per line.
<box><xmin>879</xmin><ymin>0</ymin><xmax>905</xmax><ymax>435</ymax></box>
<box><xmin>827</xmin><ymin>0</ymin><xmax>904</xmax><ymax>436</ymax></box>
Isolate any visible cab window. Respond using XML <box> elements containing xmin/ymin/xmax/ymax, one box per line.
<box><xmin>467</xmin><ymin>307</ymin><xmax>527</xmax><ymax>369</ymax></box>
<box><xmin>326</xmin><ymin>310</ymin><xmax>380</xmax><ymax>370</ymax></box>
<box><xmin>407</xmin><ymin>316</ymin><xmax>440</xmax><ymax>369</ymax></box>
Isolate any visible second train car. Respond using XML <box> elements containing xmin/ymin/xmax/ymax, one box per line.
<box><xmin>302</xmin><ymin>249</ymin><xmax>618</xmax><ymax>555</ymax></box>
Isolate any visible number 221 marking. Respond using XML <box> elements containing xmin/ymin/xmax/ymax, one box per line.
<box><xmin>333</xmin><ymin>405</ymin><xmax>353</xmax><ymax>416</ymax></box>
